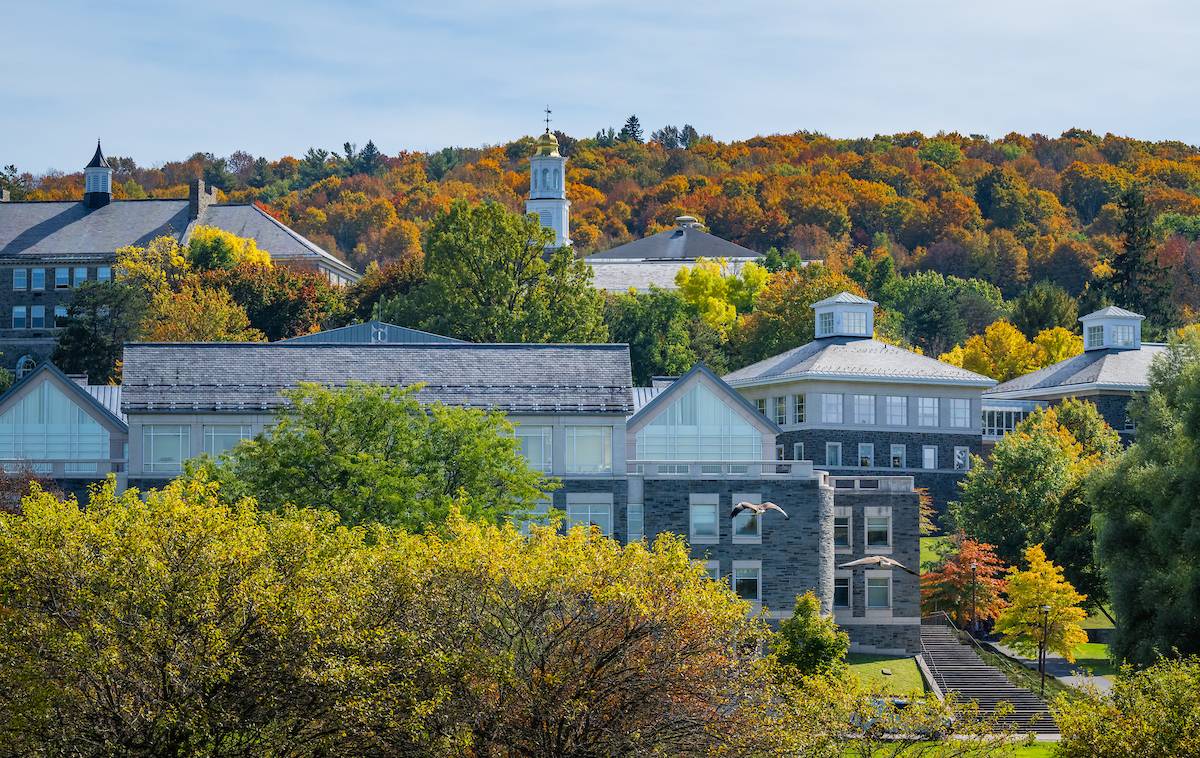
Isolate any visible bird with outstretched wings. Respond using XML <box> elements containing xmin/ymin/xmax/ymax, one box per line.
<box><xmin>730</xmin><ymin>500</ymin><xmax>789</xmax><ymax>520</ymax></box>
<box><xmin>837</xmin><ymin>555</ymin><xmax>918</xmax><ymax>575</ymax></box>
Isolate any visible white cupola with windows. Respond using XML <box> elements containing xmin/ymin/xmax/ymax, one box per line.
<box><xmin>526</xmin><ymin>115</ymin><xmax>570</xmax><ymax>249</ymax></box>
<box><xmin>811</xmin><ymin>292</ymin><xmax>876</xmax><ymax>339</ymax></box>
<box><xmin>1079</xmin><ymin>306</ymin><xmax>1143</xmax><ymax>351</ymax></box>
<box><xmin>83</xmin><ymin>140</ymin><xmax>113</xmax><ymax>209</ymax></box>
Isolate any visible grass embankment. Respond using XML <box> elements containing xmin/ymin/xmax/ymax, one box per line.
<box><xmin>920</xmin><ymin>535</ymin><xmax>952</xmax><ymax>571</ymax></box>
<box><xmin>846</xmin><ymin>653</ymin><xmax>926</xmax><ymax>696</ymax></box>
<box><xmin>976</xmin><ymin>648</ymin><xmax>1079</xmax><ymax>703</ymax></box>
<box><xmin>1071</xmin><ymin>642</ymin><xmax>1118</xmax><ymax>677</ymax></box>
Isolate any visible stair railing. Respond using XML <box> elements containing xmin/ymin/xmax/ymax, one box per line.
<box><xmin>922</xmin><ymin>611</ymin><xmax>1049</xmax><ymax>703</ymax></box>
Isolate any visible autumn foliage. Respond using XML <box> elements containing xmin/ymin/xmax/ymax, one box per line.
<box><xmin>921</xmin><ymin>534</ymin><xmax>1010</xmax><ymax>628</ymax></box>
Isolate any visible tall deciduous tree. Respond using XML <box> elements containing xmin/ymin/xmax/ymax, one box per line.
<box><xmin>417</xmin><ymin>201</ymin><xmax>607</xmax><ymax>343</ymax></box>
<box><xmin>140</xmin><ymin>285</ymin><xmax>265</xmax><ymax>343</ymax></box>
<box><xmin>920</xmin><ymin>535</ymin><xmax>1010</xmax><ymax>628</ymax></box>
<box><xmin>993</xmin><ymin>544</ymin><xmax>1088</xmax><ymax>662</ymax></box>
<box><xmin>603</xmin><ymin>287</ymin><xmax>711</xmax><ymax>385</ymax></box>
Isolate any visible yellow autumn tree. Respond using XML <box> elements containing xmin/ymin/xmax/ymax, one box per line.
<box><xmin>675</xmin><ymin>257</ymin><xmax>768</xmax><ymax>336</ymax></box>
<box><xmin>187</xmin><ymin>225</ymin><xmax>272</xmax><ymax>270</ymax></box>
<box><xmin>941</xmin><ymin>321</ymin><xmax>1083</xmax><ymax>381</ymax></box>
<box><xmin>140</xmin><ymin>285</ymin><xmax>265</xmax><ymax>342</ymax></box>
<box><xmin>993</xmin><ymin>544</ymin><xmax>1089</xmax><ymax>662</ymax></box>
<box><xmin>116</xmin><ymin>235</ymin><xmax>192</xmax><ymax>297</ymax></box>
<box><xmin>1033</xmin><ymin>326</ymin><xmax>1084</xmax><ymax>365</ymax></box>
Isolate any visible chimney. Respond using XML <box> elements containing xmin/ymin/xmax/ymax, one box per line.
<box><xmin>189</xmin><ymin>178</ymin><xmax>215</xmax><ymax>220</ymax></box>
<box><xmin>0</xmin><ymin>189</ymin><xmax>9</xmax><ymax>202</ymax></box>
<box><xmin>675</xmin><ymin>215</ymin><xmax>702</xmax><ymax>229</ymax></box>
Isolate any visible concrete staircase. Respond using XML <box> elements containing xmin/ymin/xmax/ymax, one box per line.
<box><xmin>920</xmin><ymin>624</ymin><xmax>1059</xmax><ymax>735</ymax></box>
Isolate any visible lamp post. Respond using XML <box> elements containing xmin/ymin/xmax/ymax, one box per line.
<box><xmin>970</xmin><ymin>561</ymin><xmax>978</xmax><ymax>636</ymax></box>
<box><xmin>1039</xmin><ymin>604</ymin><xmax>1051</xmax><ymax>698</ymax></box>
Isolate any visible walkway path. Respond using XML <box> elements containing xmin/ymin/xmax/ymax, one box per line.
<box><xmin>992</xmin><ymin>642</ymin><xmax>1114</xmax><ymax>695</ymax></box>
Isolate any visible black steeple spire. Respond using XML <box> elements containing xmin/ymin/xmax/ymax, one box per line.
<box><xmin>86</xmin><ymin>139</ymin><xmax>109</xmax><ymax>169</ymax></box>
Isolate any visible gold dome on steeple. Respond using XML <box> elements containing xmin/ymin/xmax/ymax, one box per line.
<box><xmin>533</xmin><ymin>130</ymin><xmax>560</xmax><ymax>157</ymax></box>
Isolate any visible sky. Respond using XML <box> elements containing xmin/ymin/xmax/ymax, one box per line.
<box><xmin>4</xmin><ymin>0</ymin><xmax>1199</xmax><ymax>174</ymax></box>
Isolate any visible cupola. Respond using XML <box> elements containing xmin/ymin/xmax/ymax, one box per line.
<box><xmin>1079</xmin><ymin>306</ymin><xmax>1143</xmax><ymax>351</ymax></box>
<box><xmin>83</xmin><ymin>140</ymin><xmax>113</xmax><ymax>209</ymax></box>
<box><xmin>526</xmin><ymin>110</ymin><xmax>570</xmax><ymax>249</ymax></box>
<box><xmin>811</xmin><ymin>291</ymin><xmax>876</xmax><ymax>339</ymax></box>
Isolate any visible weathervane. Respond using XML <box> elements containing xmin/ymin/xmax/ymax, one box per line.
<box><xmin>544</xmin><ymin>105</ymin><xmax>552</xmax><ymax>134</ymax></box>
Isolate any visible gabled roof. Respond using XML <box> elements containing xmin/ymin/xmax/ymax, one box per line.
<box><xmin>121</xmin><ymin>342</ymin><xmax>634</xmax><ymax>415</ymax></box>
<box><xmin>1079</xmin><ymin>306</ymin><xmax>1144</xmax><ymax>321</ymax></box>
<box><xmin>630</xmin><ymin>363</ymin><xmax>782</xmax><ymax>434</ymax></box>
<box><xmin>0</xmin><ymin>363</ymin><xmax>126</xmax><ymax>429</ymax></box>
<box><xmin>281</xmin><ymin>320</ymin><xmax>465</xmax><ymax>345</ymax></box>
<box><xmin>811</xmin><ymin>291</ymin><xmax>876</xmax><ymax>308</ymax></box>
<box><xmin>86</xmin><ymin>141</ymin><xmax>109</xmax><ymax>169</ymax></box>
<box><xmin>724</xmin><ymin>337</ymin><xmax>996</xmax><ymax>387</ymax></box>
<box><xmin>984</xmin><ymin>344</ymin><xmax>1167</xmax><ymax>399</ymax></box>
<box><xmin>586</xmin><ymin>226</ymin><xmax>760</xmax><ymax>262</ymax></box>
<box><xmin>197</xmin><ymin>204</ymin><xmax>359</xmax><ymax>279</ymax></box>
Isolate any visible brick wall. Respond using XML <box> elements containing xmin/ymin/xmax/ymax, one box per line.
<box><xmin>0</xmin><ymin>262</ymin><xmax>114</xmax><ymax>370</ymax></box>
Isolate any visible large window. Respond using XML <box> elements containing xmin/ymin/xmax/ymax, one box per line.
<box><xmin>826</xmin><ymin>442</ymin><xmax>842</xmax><ymax>467</ymax></box>
<box><xmin>983</xmin><ymin>407</ymin><xmax>1032</xmax><ymax>436</ymax></box>
<box><xmin>890</xmin><ymin>444</ymin><xmax>906</xmax><ymax>468</ymax></box>
<box><xmin>97</xmin><ymin>266</ymin><xmax>112</xmax><ymax>283</ymax></box>
<box><xmin>791</xmin><ymin>394</ymin><xmax>806</xmax><ymax>424</ymax></box>
<box><xmin>54</xmin><ymin>306</ymin><xmax>68</xmax><ymax>328</ymax></box>
<box><xmin>866</xmin><ymin>574</ymin><xmax>891</xmax><ymax>609</ymax></box>
<box><xmin>143</xmin><ymin>424</ymin><xmax>190</xmax><ymax>473</ymax></box>
<box><xmin>73</xmin><ymin>267</ymin><xmax>88</xmax><ymax>286</ymax></box>
<box><xmin>885</xmin><ymin>396</ymin><xmax>907</xmax><ymax>426</ymax></box>
<box><xmin>689</xmin><ymin>494</ymin><xmax>719</xmax><ymax>543</ymax></box>
<box><xmin>773</xmin><ymin>397</ymin><xmax>787</xmax><ymax>425</ymax></box>
<box><xmin>732</xmin><ymin>562</ymin><xmax>761</xmax><ymax>603</ymax></box>
<box><xmin>635</xmin><ymin>383</ymin><xmax>762</xmax><ymax>463</ymax></box>
<box><xmin>949</xmin><ymin>398</ymin><xmax>971</xmax><ymax>428</ymax></box>
<box><xmin>918</xmin><ymin>397</ymin><xmax>939</xmax><ymax>427</ymax></box>
<box><xmin>12</xmin><ymin>269</ymin><xmax>26</xmax><ymax>291</ymax></box>
<box><xmin>793</xmin><ymin>442</ymin><xmax>804</xmax><ymax>461</ymax></box>
<box><xmin>922</xmin><ymin>445</ymin><xmax>938</xmax><ymax>469</ymax></box>
<box><xmin>1113</xmin><ymin>324</ymin><xmax>1135</xmax><ymax>346</ymax></box>
<box><xmin>565</xmin><ymin>426</ymin><xmax>611</xmax><ymax>473</ymax></box>
<box><xmin>818</xmin><ymin>311</ymin><xmax>834</xmax><ymax>336</ymax></box>
<box><xmin>203</xmin><ymin>424</ymin><xmax>252</xmax><ymax>457</ymax></box>
<box><xmin>755</xmin><ymin>398</ymin><xmax>767</xmax><ymax>416</ymax></box>
<box><xmin>866</xmin><ymin>510</ymin><xmax>891</xmax><ymax>549</ymax></box>
<box><xmin>858</xmin><ymin>443</ymin><xmax>874</xmax><ymax>468</ymax></box>
<box><xmin>30</xmin><ymin>268</ymin><xmax>44</xmax><ymax>291</ymax></box>
<box><xmin>853</xmin><ymin>394</ymin><xmax>875</xmax><ymax>424</ymax></box>
<box><xmin>821</xmin><ymin>393</ymin><xmax>843</xmax><ymax>424</ymax></box>
<box><xmin>11</xmin><ymin>306</ymin><xmax>25</xmax><ymax>330</ymax></box>
<box><xmin>516</xmin><ymin>424</ymin><xmax>553</xmax><ymax>473</ymax></box>
<box><xmin>732</xmin><ymin>492</ymin><xmax>762</xmax><ymax>544</ymax></box>
<box><xmin>29</xmin><ymin>306</ymin><xmax>44</xmax><ymax>329</ymax></box>
<box><xmin>834</xmin><ymin>507</ymin><xmax>851</xmax><ymax>549</ymax></box>
<box><xmin>566</xmin><ymin>494</ymin><xmax>613</xmax><ymax>536</ymax></box>
<box><xmin>1086</xmin><ymin>325</ymin><xmax>1103</xmax><ymax>348</ymax></box>
<box><xmin>845</xmin><ymin>311</ymin><xmax>868</xmax><ymax>335</ymax></box>
<box><xmin>0</xmin><ymin>381</ymin><xmax>110</xmax><ymax>465</ymax></box>
<box><xmin>54</xmin><ymin>268</ymin><xmax>70</xmax><ymax>289</ymax></box>
<box><xmin>834</xmin><ymin>575</ymin><xmax>851</xmax><ymax>609</ymax></box>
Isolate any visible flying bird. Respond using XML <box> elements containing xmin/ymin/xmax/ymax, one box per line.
<box><xmin>730</xmin><ymin>500</ymin><xmax>789</xmax><ymax>520</ymax></box>
<box><xmin>838</xmin><ymin>555</ymin><xmax>918</xmax><ymax>575</ymax></box>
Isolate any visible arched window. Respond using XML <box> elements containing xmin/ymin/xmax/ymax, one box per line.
<box><xmin>15</xmin><ymin>356</ymin><xmax>35</xmax><ymax>379</ymax></box>
<box><xmin>553</xmin><ymin>168</ymin><xmax>560</xmax><ymax>189</ymax></box>
<box><xmin>531</xmin><ymin>170</ymin><xmax>538</xmax><ymax>190</ymax></box>
<box><xmin>541</xmin><ymin>168</ymin><xmax>550</xmax><ymax>188</ymax></box>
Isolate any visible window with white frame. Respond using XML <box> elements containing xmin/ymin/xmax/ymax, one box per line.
<box><xmin>775</xmin><ymin>444</ymin><xmax>785</xmax><ymax>460</ymax></box>
<box><xmin>30</xmin><ymin>268</ymin><xmax>45</xmax><ymax>291</ymax></box>
<box><xmin>890</xmin><ymin>444</ymin><xmax>906</xmax><ymax>468</ymax></box>
<box><xmin>689</xmin><ymin>494</ymin><xmax>719</xmax><ymax>543</ymax></box>
<box><xmin>845</xmin><ymin>311</ymin><xmax>868</xmax><ymax>335</ymax></box>
<box><xmin>834</xmin><ymin>574</ymin><xmax>851</xmax><ymax>609</ymax></box>
<box><xmin>865</xmin><ymin>508</ymin><xmax>891</xmax><ymax>549</ymax></box>
<box><xmin>29</xmin><ymin>306</ymin><xmax>44</xmax><ymax>329</ymax></box>
<box><xmin>203</xmin><ymin>424</ymin><xmax>252</xmax><ymax>457</ymax></box>
<box><xmin>635</xmin><ymin>383</ymin><xmax>762</xmax><ymax>462</ymax></box>
<box><xmin>97</xmin><ymin>266</ymin><xmax>112</xmax><ymax>283</ymax></box>
<box><xmin>1086</xmin><ymin>325</ymin><xmax>1103</xmax><ymax>348</ymax></box>
<box><xmin>954</xmin><ymin>446</ymin><xmax>971</xmax><ymax>471</ymax></box>
<box><xmin>793</xmin><ymin>442</ymin><xmax>805</xmax><ymax>461</ymax></box>
<box><xmin>11</xmin><ymin>306</ymin><xmax>25</xmax><ymax>330</ymax></box>
<box><xmin>858</xmin><ymin>442</ymin><xmax>874</xmax><ymax>467</ymax></box>
<box><xmin>73</xmin><ymin>267</ymin><xmax>88</xmax><ymax>286</ymax></box>
<box><xmin>866</xmin><ymin>573</ymin><xmax>891</xmax><ymax>608</ymax></box>
<box><xmin>853</xmin><ymin>394</ymin><xmax>875</xmax><ymax>424</ymax></box>
<box><xmin>773</xmin><ymin>397</ymin><xmax>787</xmax><ymax>425</ymax></box>
<box><xmin>922</xmin><ymin>445</ymin><xmax>938</xmax><ymax>469</ymax></box>
<box><xmin>732</xmin><ymin>561</ymin><xmax>761</xmax><ymax>603</ymax></box>
<box><xmin>918</xmin><ymin>397</ymin><xmax>939</xmax><ymax>427</ymax></box>
<box><xmin>143</xmin><ymin>424</ymin><xmax>191</xmax><ymax>473</ymax></box>
<box><xmin>791</xmin><ymin>394</ymin><xmax>806</xmax><ymax>424</ymax></box>
<box><xmin>627</xmin><ymin>503</ymin><xmax>644</xmax><ymax>542</ymax></box>
<box><xmin>732</xmin><ymin>491</ymin><xmax>762</xmax><ymax>543</ymax></box>
<box><xmin>834</xmin><ymin>507</ymin><xmax>851</xmax><ymax>549</ymax></box>
<box><xmin>12</xmin><ymin>269</ymin><xmax>26</xmax><ymax>291</ymax></box>
<box><xmin>826</xmin><ymin>442</ymin><xmax>842</xmax><ymax>467</ymax></box>
<box><xmin>885</xmin><ymin>395</ymin><xmax>907</xmax><ymax>426</ymax></box>
<box><xmin>566</xmin><ymin>493</ymin><xmax>614</xmax><ymax>536</ymax></box>
<box><xmin>818</xmin><ymin>311</ymin><xmax>834</xmax><ymax>336</ymax></box>
<box><xmin>949</xmin><ymin>398</ymin><xmax>971</xmax><ymax>428</ymax></box>
<box><xmin>704</xmin><ymin>560</ymin><xmax>720</xmax><ymax>582</ymax></box>
<box><xmin>564</xmin><ymin>426</ymin><xmax>611</xmax><ymax>473</ymax></box>
<box><xmin>1113</xmin><ymin>324</ymin><xmax>1134</xmax><ymax>346</ymax></box>
<box><xmin>516</xmin><ymin>424</ymin><xmax>553</xmax><ymax>473</ymax></box>
<box><xmin>755</xmin><ymin>398</ymin><xmax>767</xmax><ymax>416</ymax></box>
<box><xmin>821</xmin><ymin>393</ymin><xmax>843</xmax><ymax>424</ymax></box>
<box><xmin>54</xmin><ymin>268</ymin><xmax>70</xmax><ymax>289</ymax></box>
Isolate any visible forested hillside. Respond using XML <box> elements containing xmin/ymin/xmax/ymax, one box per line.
<box><xmin>7</xmin><ymin>121</ymin><xmax>1200</xmax><ymax>380</ymax></box>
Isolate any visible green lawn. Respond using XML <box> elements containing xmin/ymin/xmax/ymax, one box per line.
<box><xmin>920</xmin><ymin>535</ymin><xmax>953</xmax><ymax>571</ymax></box>
<box><xmin>846</xmin><ymin>653</ymin><xmax>926</xmax><ymax>696</ymax></box>
<box><xmin>977</xmin><ymin>648</ymin><xmax>1079</xmax><ymax>703</ymax></box>
<box><xmin>1072</xmin><ymin>642</ymin><xmax>1118</xmax><ymax>676</ymax></box>
<box><xmin>1080</xmin><ymin>606</ymin><xmax>1115</xmax><ymax>630</ymax></box>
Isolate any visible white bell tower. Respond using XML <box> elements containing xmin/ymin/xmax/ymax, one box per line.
<box><xmin>526</xmin><ymin>107</ymin><xmax>570</xmax><ymax>249</ymax></box>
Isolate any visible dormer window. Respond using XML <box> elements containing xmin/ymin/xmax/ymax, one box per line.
<box><xmin>845</xmin><ymin>311</ymin><xmax>868</xmax><ymax>335</ymax></box>
<box><xmin>1113</xmin><ymin>324</ymin><xmax>1135</xmax><ymax>347</ymax></box>
<box><xmin>1080</xmin><ymin>306</ymin><xmax>1144</xmax><ymax>351</ymax></box>
<box><xmin>810</xmin><ymin>292</ymin><xmax>876</xmax><ymax>339</ymax></box>
<box><xmin>818</xmin><ymin>312</ymin><xmax>834</xmax><ymax>337</ymax></box>
<box><xmin>1086</xmin><ymin>325</ymin><xmax>1104</xmax><ymax>349</ymax></box>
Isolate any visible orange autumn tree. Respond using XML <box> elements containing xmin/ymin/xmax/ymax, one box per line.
<box><xmin>921</xmin><ymin>534</ymin><xmax>1010</xmax><ymax>628</ymax></box>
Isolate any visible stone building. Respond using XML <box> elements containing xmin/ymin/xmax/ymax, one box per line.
<box><xmin>0</xmin><ymin>141</ymin><xmax>360</xmax><ymax>373</ymax></box>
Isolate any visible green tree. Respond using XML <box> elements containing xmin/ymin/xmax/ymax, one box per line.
<box><xmin>604</xmin><ymin>287</ymin><xmax>704</xmax><ymax>385</ymax></box>
<box><xmin>617</xmin><ymin>114</ymin><xmax>644</xmax><ymax>143</ymax></box>
<box><xmin>774</xmin><ymin>591</ymin><xmax>850</xmax><ymax>676</ymax></box>
<box><xmin>918</xmin><ymin>138</ymin><xmax>963</xmax><ymax>168</ymax></box>
<box><xmin>1113</xmin><ymin>183</ymin><xmax>1173</xmax><ymax>326</ymax></box>
<box><xmin>199</xmin><ymin>383</ymin><xmax>554</xmax><ymax>530</ymax></box>
<box><xmin>732</xmin><ymin>266</ymin><xmax>864</xmax><ymax>366</ymax></box>
<box><xmin>993</xmin><ymin>544</ymin><xmax>1089</xmax><ymax>661</ymax></box>
<box><xmin>1055</xmin><ymin>656</ymin><xmax>1200</xmax><ymax>758</ymax></box>
<box><xmin>51</xmin><ymin>282</ymin><xmax>147</xmax><ymax>383</ymax></box>
<box><xmin>416</xmin><ymin>201</ymin><xmax>607</xmax><ymax>343</ymax></box>
<box><xmin>1011</xmin><ymin>280</ymin><xmax>1079</xmax><ymax>339</ymax></box>
<box><xmin>1091</xmin><ymin>331</ymin><xmax>1200</xmax><ymax>664</ymax></box>
<box><xmin>201</xmin><ymin>261</ymin><xmax>350</xmax><ymax>340</ymax></box>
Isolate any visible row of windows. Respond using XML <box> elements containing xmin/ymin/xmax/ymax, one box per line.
<box><xmin>142</xmin><ymin>424</ymin><xmax>253</xmax><ymax>472</ymax></box>
<box><xmin>756</xmin><ymin>394</ymin><xmax>972</xmax><ymax>429</ymax></box>
<box><xmin>834</xmin><ymin>507</ymin><xmax>892</xmax><ymax>550</ymax></box>
<box><xmin>514</xmin><ymin>425</ymin><xmax>613</xmax><ymax>474</ymax></box>
<box><xmin>834</xmin><ymin>573</ymin><xmax>893</xmax><ymax>610</ymax></box>
<box><xmin>702</xmin><ymin>561</ymin><xmax>893</xmax><ymax>609</ymax></box>
<box><xmin>11</xmin><ymin>266</ymin><xmax>110</xmax><ymax>292</ymax></box>
<box><xmin>816</xmin><ymin>310</ymin><xmax>870</xmax><ymax>337</ymax></box>
<box><xmin>818</xmin><ymin>441</ymin><xmax>970</xmax><ymax>470</ymax></box>
<box><xmin>702</xmin><ymin>561</ymin><xmax>765</xmax><ymax>604</ymax></box>
<box><xmin>11</xmin><ymin>305</ymin><xmax>68</xmax><ymax>330</ymax></box>
<box><xmin>688</xmin><ymin>494</ymin><xmax>764</xmax><ymax>544</ymax></box>
<box><xmin>1086</xmin><ymin>323</ymin><xmax>1135</xmax><ymax>348</ymax></box>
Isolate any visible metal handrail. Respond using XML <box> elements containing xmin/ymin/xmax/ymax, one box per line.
<box><xmin>922</xmin><ymin>611</ymin><xmax>1041</xmax><ymax>698</ymax></box>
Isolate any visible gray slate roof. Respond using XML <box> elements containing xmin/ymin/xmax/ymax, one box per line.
<box><xmin>121</xmin><ymin>343</ymin><xmax>633</xmax><ymax>415</ymax></box>
<box><xmin>724</xmin><ymin>337</ymin><xmax>996</xmax><ymax>387</ymax></box>
<box><xmin>281</xmin><ymin>320</ymin><xmax>465</xmax><ymax>345</ymax></box>
<box><xmin>589</xmin><ymin>260</ymin><xmax>693</xmax><ymax>292</ymax></box>
<box><xmin>586</xmin><ymin>226</ymin><xmax>761</xmax><ymax>261</ymax></box>
<box><xmin>0</xmin><ymin>200</ymin><xmax>357</xmax><ymax>278</ymax></box>
<box><xmin>984</xmin><ymin>345</ymin><xmax>1167</xmax><ymax>398</ymax></box>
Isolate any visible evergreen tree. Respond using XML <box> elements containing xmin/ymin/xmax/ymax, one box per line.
<box><xmin>651</xmin><ymin>125</ymin><xmax>682</xmax><ymax>149</ymax></box>
<box><xmin>357</xmin><ymin>139</ymin><xmax>384</xmax><ymax>175</ymax></box>
<box><xmin>51</xmin><ymin>282</ymin><xmax>147</xmax><ymax>384</ymax></box>
<box><xmin>774</xmin><ymin>591</ymin><xmax>849</xmax><ymax>675</ymax></box>
<box><xmin>593</xmin><ymin>127</ymin><xmax>617</xmax><ymax>147</ymax></box>
<box><xmin>1011</xmin><ymin>280</ymin><xmax>1079</xmax><ymax>339</ymax></box>
<box><xmin>1113</xmin><ymin>183</ymin><xmax>1172</xmax><ymax>325</ymax></box>
<box><xmin>680</xmin><ymin>124</ymin><xmax>700</xmax><ymax>148</ymax></box>
<box><xmin>617</xmin><ymin>115</ymin><xmax>644</xmax><ymax>143</ymax></box>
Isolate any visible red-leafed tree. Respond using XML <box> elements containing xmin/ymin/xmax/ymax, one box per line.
<box><xmin>921</xmin><ymin>534</ymin><xmax>1010</xmax><ymax>628</ymax></box>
